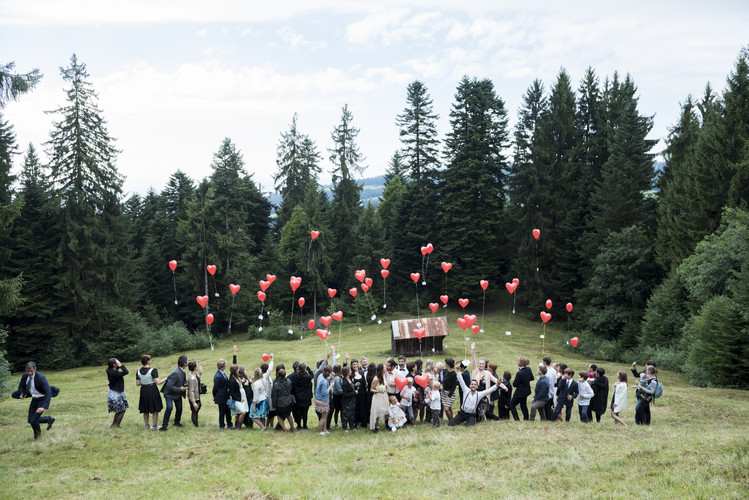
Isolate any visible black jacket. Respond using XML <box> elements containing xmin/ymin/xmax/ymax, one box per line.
<box><xmin>556</xmin><ymin>378</ymin><xmax>579</xmax><ymax>407</ymax></box>
<box><xmin>589</xmin><ymin>375</ymin><xmax>609</xmax><ymax>414</ymax></box>
<box><xmin>213</xmin><ymin>369</ymin><xmax>230</xmax><ymax>404</ymax></box>
<box><xmin>291</xmin><ymin>368</ymin><xmax>314</xmax><ymax>406</ymax></box>
<box><xmin>162</xmin><ymin>366</ymin><xmax>186</xmax><ymax>399</ymax></box>
<box><xmin>342</xmin><ymin>377</ymin><xmax>356</xmax><ymax>400</ymax></box>
<box><xmin>228</xmin><ymin>376</ymin><xmax>243</xmax><ymax>402</ymax></box>
<box><xmin>512</xmin><ymin>366</ymin><xmax>535</xmax><ymax>398</ymax></box>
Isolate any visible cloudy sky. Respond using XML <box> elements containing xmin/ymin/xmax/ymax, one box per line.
<box><xmin>2</xmin><ymin>0</ymin><xmax>747</xmax><ymax>196</ymax></box>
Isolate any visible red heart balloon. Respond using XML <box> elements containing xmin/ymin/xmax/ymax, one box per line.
<box><xmin>259</xmin><ymin>280</ymin><xmax>270</xmax><ymax>291</ymax></box>
<box><xmin>440</xmin><ymin>295</ymin><xmax>449</xmax><ymax>305</ymax></box>
<box><xmin>310</xmin><ymin>230</ymin><xmax>320</xmax><ymax>239</ymax></box>
<box><xmin>441</xmin><ymin>262</ymin><xmax>452</xmax><ymax>273</ymax></box>
<box><xmin>206</xmin><ymin>313</ymin><xmax>214</xmax><ymax>325</ymax></box>
<box><xmin>505</xmin><ymin>282</ymin><xmax>517</xmax><ymax>294</ymax></box>
<box><xmin>566</xmin><ymin>302</ymin><xmax>573</xmax><ymax>313</ymax></box>
<box><xmin>420</xmin><ymin>246</ymin><xmax>428</xmax><ymax>256</ymax></box>
<box><xmin>533</xmin><ymin>229</ymin><xmax>541</xmax><ymax>240</ymax></box>
<box><xmin>316</xmin><ymin>329</ymin><xmax>329</xmax><ymax>340</ymax></box>
<box><xmin>471</xmin><ymin>325</ymin><xmax>480</xmax><ymax>334</ymax></box>
<box><xmin>414</xmin><ymin>327</ymin><xmax>426</xmax><ymax>340</ymax></box>
<box><xmin>457</xmin><ymin>317</ymin><xmax>467</xmax><ymax>330</ymax></box>
<box><xmin>464</xmin><ymin>314</ymin><xmax>477</xmax><ymax>326</ymax></box>
<box><xmin>168</xmin><ymin>260</ymin><xmax>177</xmax><ymax>271</ymax></box>
<box><xmin>414</xmin><ymin>374</ymin><xmax>429</xmax><ymax>388</ymax></box>
<box><xmin>229</xmin><ymin>284</ymin><xmax>241</xmax><ymax>295</ymax></box>
<box><xmin>429</xmin><ymin>303</ymin><xmax>439</xmax><ymax>313</ymax></box>
<box><xmin>308</xmin><ymin>319</ymin><xmax>316</xmax><ymax>330</ymax></box>
<box><xmin>257</xmin><ymin>291</ymin><xmax>266</xmax><ymax>302</ymax></box>
<box><xmin>480</xmin><ymin>280</ymin><xmax>489</xmax><ymax>290</ymax></box>
<box><xmin>207</xmin><ymin>265</ymin><xmax>217</xmax><ymax>276</ymax></box>
<box><xmin>361</xmin><ymin>283</ymin><xmax>370</xmax><ymax>292</ymax></box>
<box><xmin>570</xmin><ymin>337</ymin><xmax>579</xmax><ymax>347</ymax></box>
<box><xmin>196</xmin><ymin>295</ymin><xmax>209</xmax><ymax>308</ymax></box>
<box><xmin>355</xmin><ymin>269</ymin><xmax>366</xmax><ymax>282</ymax></box>
<box><xmin>540</xmin><ymin>311</ymin><xmax>551</xmax><ymax>323</ymax></box>
<box><xmin>546</xmin><ymin>299</ymin><xmax>552</xmax><ymax>310</ymax></box>
<box><xmin>512</xmin><ymin>278</ymin><xmax>519</xmax><ymax>285</ymax></box>
<box><xmin>266</xmin><ymin>274</ymin><xmax>276</xmax><ymax>284</ymax></box>
<box><xmin>459</xmin><ymin>298</ymin><xmax>469</xmax><ymax>309</ymax></box>
<box><xmin>290</xmin><ymin>277</ymin><xmax>302</xmax><ymax>292</ymax></box>
<box><xmin>332</xmin><ymin>311</ymin><xmax>343</xmax><ymax>321</ymax></box>
<box><xmin>410</xmin><ymin>273</ymin><xmax>420</xmax><ymax>283</ymax></box>
<box><xmin>262</xmin><ymin>353</ymin><xmax>270</xmax><ymax>362</ymax></box>
<box><xmin>381</xmin><ymin>269</ymin><xmax>389</xmax><ymax>279</ymax></box>
<box><xmin>380</xmin><ymin>258</ymin><xmax>390</xmax><ymax>269</ymax></box>
<box><xmin>321</xmin><ymin>316</ymin><xmax>332</xmax><ymax>327</ymax></box>
<box><xmin>349</xmin><ymin>287</ymin><xmax>358</xmax><ymax>297</ymax></box>
<box><xmin>365</xmin><ymin>277</ymin><xmax>373</xmax><ymax>288</ymax></box>
<box><xmin>298</xmin><ymin>297</ymin><xmax>305</xmax><ymax>308</ymax></box>
<box><xmin>426</xmin><ymin>243</ymin><xmax>434</xmax><ymax>254</ymax></box>
<box><xmin>395</xmin><ymin>376</ymin><xmax>408</xmax><ymax>392</ymax></box>
<box><xmin>328</xmin><ymin>288</ymin><xmax>337</xmax><ymax>298</ymax></box>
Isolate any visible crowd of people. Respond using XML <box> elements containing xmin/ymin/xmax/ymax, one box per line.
<box><xmin>12</xmin><ymin>344</ymin><xmax>662</xmax><ymax>439</ymax></box>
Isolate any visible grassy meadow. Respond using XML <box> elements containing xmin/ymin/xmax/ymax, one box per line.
<box><xmin>1</xmin><ymin>306</ymin><xmax>747</xmax><ymax>499</ymax></box>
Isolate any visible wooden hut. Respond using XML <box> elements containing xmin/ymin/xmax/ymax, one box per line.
<box><xmin>390</xmin><ymin>316</ymin><xmax>449</xmax><ymax>356</ymax></box>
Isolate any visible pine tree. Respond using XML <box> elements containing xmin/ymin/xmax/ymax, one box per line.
<box><xmin>0</xmin><ymin>62</ymin><xmax>41</xmax><ymax>109</ymax></box>
<box><xmin>383</xmin><ymin>150</ymin><xmax>406</xmax><ymax>185</ymax></box>
<box><xmin>395</xmin><ymin>81</ymin><xmax>440</xmax><ymax>180</ymax></box>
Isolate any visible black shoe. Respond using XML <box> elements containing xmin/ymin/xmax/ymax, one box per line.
<box><xmin>173</xmin><ymin>422</ymin><xmax>184</xmax><ymax>428</ymax></box>
<box><xmin>33</xmin><ymin>429</ymin><xmax>41</xmax><ymax>439</ymax></box>
<box><xmin>158</xmin><ymin>427</ymin><xmax>168</xmax><ymax>432</ymax></box>
<box><xmin>47</xmin><ymin>418</ymin><xmax>55</xmax><ymax>430</ymax></box>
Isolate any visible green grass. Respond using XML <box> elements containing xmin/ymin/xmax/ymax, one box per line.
<box><xmin>1</xmin><ymin>307</ymin><xmax>748</xmax><ymax>499</ymax></box>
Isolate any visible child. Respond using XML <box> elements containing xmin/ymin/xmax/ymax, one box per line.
<box><xmin>426</xmin><ymin>381</ymin><xmax>442</xmax><ymax>427</ymax></box>
<box><xmin>400</xmin><ymin>378</ymin><xmax>415</xmax><ymax>424</ymax></box>
<box><xmin>611</xmin><ymin>370</ymin><xmax>628</xmax><ymax>426</ymax></box>
<box><xmin>577</xmin><ymin>371</ymin><xmax>594</xmax><ymax>423</ymax></box>
<box><xmin>387</xmin><ymin>395</ymin><xmax>407</xmax><ymax>432</ymax></box>
<box><xmin>497</xmin><ymin>371</ymin><xmax>513</xmax><ymax>420</ymax></box>
<box><xmin>341</xmin><ymin>366</ymin><xmax>357</xmax><ymax>432</ymax></box>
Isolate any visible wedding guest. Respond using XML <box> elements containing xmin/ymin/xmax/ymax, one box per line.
<box><xmin>271</xmin><ymin>368</ymin><xmax>294</xmax><ymax>432</ymax></box>
<box><xmin>228</xmin><ymin>364</ymin><xmax>249</xmax><ymax>430</ymax></box>
<box><xmin>187</xmin><ymin>361</ymin><xmax>203</xmax><ymax>428</ymax></box>
<box><xmin>136</xmin><ymin>354</ymin><xmax>164</xmax><ymax>430</ymax></box>
<box><xmin>159</xmin><ymin>355</ymin><xmax>188</xmax><ymax>431</ymax></box>
<box><xmin>106</xmin><ymin>358</ymin><xmax>129</xmax><ymax>428</ymax></box>
<box><xmin>369</xmin><ymin>364</ymin><xmax>389</xmax><ymax>432</ymax></box>
<box><xmin>510</xmin><ymin>356</ymin><xmax>534</xmax><ymax>421</ymax></box>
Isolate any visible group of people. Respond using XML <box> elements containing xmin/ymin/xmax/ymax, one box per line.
<box><xmin>12</xmin><ymin>344</ymin><xmax>661</xmax><ymax>439</ymax></box>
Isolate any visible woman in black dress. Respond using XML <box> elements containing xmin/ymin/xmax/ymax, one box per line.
<box><xmin>136</xmin><ymin>354</ymin><xmax>165</xmax><ymax>430</ymax></box>
<box><xmin>589</xmin><ymin>367</ymin><xmax>610</xmax><ymax>423</ymax></box>
<box><xmin>107</xmin><ymin>358</ymin><xmax>129</xmax><ymax>428</ymax></box>
<box><xmin>351</xmin><ymin>359</ymin><xmax>367</xmax><ymax>429</ymax></box>
<box><xmin>291</xmin><ymin>362</ymin><xmax>314</xmax><ymax>430</ymax></box>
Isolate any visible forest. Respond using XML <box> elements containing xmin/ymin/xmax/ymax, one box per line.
<box><xmin>1</xmin><ymin>47</ymin><xmax>748</xmax><ymax>389</ymax></box>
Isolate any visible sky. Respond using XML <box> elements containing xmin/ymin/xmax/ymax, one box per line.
<box><xmin>2</xmin><ymin>0</ymin><xmax>748</xmax><ymax>197</ymax></box>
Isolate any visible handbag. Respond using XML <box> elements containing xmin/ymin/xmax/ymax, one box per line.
<box><xmin>200</xmin><ymin>383</ymin><xmax>208</xmax><ymax>395</ymax></box>
<box><xmin>227</xmin><ymin>398</ymin><xmax>236</xmax><ymax>410</ymax></box>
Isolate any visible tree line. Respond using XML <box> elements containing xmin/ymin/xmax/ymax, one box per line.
<box><xmin>1</xmin><ymin>48</ymin><xmax>748</xmax><ymax>388</ymax></box>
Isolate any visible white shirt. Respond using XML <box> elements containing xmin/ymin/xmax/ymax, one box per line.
<box><xmin>456</xmin><ymin>371</ymin><xmax>497</xmax><ymax>413</ymax></box>
<box><xmin>545</xmin><ymin>366</ymin><xmax>557</xmax><ymax>401</ymax></box>
<box><xmin>385</xmin><ymin>370</ymin><xmax>398</xmax><ymax>394</ymax></box>
<box><xmin>27</xmin><ymin>374</ymin><xmax>43</xmax><ymax>398</ymax></box>
<box><xmin>428</xmin><ymin>389</ymin><xmax>442</xmax><ymax>411</ymax></box>
<box><xmin>396</xmin><ymin>365</ymin><xmax>409</xmax><ymax>378</ymax></box>
<box><xmin>400</xmin><ymin>385</ymin><xmax>414</xmax><ymax>407</ymax></box>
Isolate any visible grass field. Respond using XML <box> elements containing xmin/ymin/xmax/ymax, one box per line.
<box><xmin>1</xmin><ymin>307</ymin><xmax>748</xmax><ymax>499</ymax></box>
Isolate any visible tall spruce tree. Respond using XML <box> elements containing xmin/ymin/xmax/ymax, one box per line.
<box><xmin>395</xmin><ymin>81</ymin><xmax>440</xmax><ymax>180</ymax></box>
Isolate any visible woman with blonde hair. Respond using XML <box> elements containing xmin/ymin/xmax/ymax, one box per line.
<box><xmin>249</xmin><ymin>367</ymin><xmax>269</xmax><ymax>430</ymax></box>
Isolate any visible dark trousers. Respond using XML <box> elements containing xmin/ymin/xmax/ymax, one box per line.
<box><xmin>485</xmin><ymin>401</ymin><xmax>499</xmax><ymax>420</ymax></box>
<box><xmin>594</xmin><ymin>410</ymin><xmax>604</xmax><ymax>422</ymax></box>
<box><xmin>635</xmin><ymin>398</ymin><xmax>651</xmax><ymax>425</ymax></box>
<box><xmin>162</xmin><ymin>396</ymin><xmax>182</xmax><ymax>428</ymax></box>
<box><xmin>327</xmin><ymin>394</ymin><xmax>342</xmax><ymax>428</ymax></box>
<box><xmin>190</xmin><ymin>401</ymin><xmax>201</xmax><ymax>427</ymax></box>
<box><xmin>545</xmin><ymin>400</ymin><xmax>554</xmax><ymax>420</ymax></box>
<box><xmin>341</xmin><ymin>398</ymin><xmax>356</xmax><ymax>430</ymax></box>
<box><xmin>509</xmin><ymin>394</ymin><xmax>529</xmax><ymax>420</ymax></box>
<box><xmin>217</xmin><ymin>399</ymin><xmax>233</xmax><ymax>428</ymax></box>
<box><xmin>28</xmin><ymin>398</ymin><xmax>52</xmax><ymax>437</ymax></box>
<box><xmin>552</xmin><ymin>402</ymin><xmax>574</xmax><ymax>421</ymax></box>
<box><xmin>293</xmin><ymin>404</ymin><xmax>310</xmax><ymax>428</ymax></box>
<box><xmin>448</xmin><ymin>409</ymin><xmax>475</xmax><ymax>426</ymax></box>
<box><xmin>530</xmin><ymin>400</ymin><xmax>547</xmax><ymax>421</ymax></box>
<box><xmin>579</xmin><ymin>404</ymin><xmax>590</xmax><ymax>423</ymax></box>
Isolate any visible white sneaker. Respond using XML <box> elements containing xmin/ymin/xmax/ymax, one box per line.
<box><xmin>319</xmin><ymin>432</ymin><xmax>326</xmax><ymax>435</ymax></box>
<box><xmin>391</xmin><ymin>427</ymin><xmax>396</xmax><ymax>432</ymax></box>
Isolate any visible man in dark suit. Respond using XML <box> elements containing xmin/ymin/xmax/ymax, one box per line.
<box><xmin>160</xmin><ymin>355</ymin><xmax>188</xmax><ymax>431</ymax></box>
<box><xmin>212</xmin><ymin>356</ymin><xmax>233</xmax><ymax>430</ymax></box>
<box><xmin>12</xmin><ymin>361</ymin><xmax>58</xmax><ymax>439</ymax></box>
<box><xmin>551</xmin><ymin>367</ymin><xmax>579</xmax><ymax>422</ymax></box>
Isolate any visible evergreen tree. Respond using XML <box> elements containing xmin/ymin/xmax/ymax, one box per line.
<box><xmin>395</xmin><ymin>80</ymin><xmax>440</xmax><ymax>180</ymax></box>
<box><xmin>0</xmin><ymin>113</ymin><xmax>17</xmax><ymax>205</ymax></box>
<box><xmin>0</xmin><ymin>62</ymin><xmax>41</xmax><ymax>109</ymax></box>
<box><xmin>383</xmin><ymin>150</ymin><xmax>406</xmax><ymax>185</ymax></box>
<box><xmin>378</xmin><ymin>168</ymin><xmax>406</xmax><ymax>246</ymax></box>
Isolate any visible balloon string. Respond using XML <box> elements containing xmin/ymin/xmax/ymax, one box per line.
<box><xmin>364</xmin><ymin>290</ymin><xmax>375</xmax><ymax>317</ymax></box>
<box><xmin>259</xmin><ymin>302</ymin><xmax>264</xmax><ymax>330</ymax></box>
<box><xmin>415</xmin><ymin>283</ymin><xmax>420</xmax><ymax>319</ymax></box>
<box><xmin>338</xmin><ymin>321</ymin><xmax>343</xmax><ymax>352</ymax></box>
<box><xmin>383</xmin><ymin>278</ymin><xmax>386</xmax><ymax>308</ymax></box>
<box><xmin>228</xmin><ymin>294</ymin><xmax>235</xmax><ymax>334</ymax></box>
<box><xmin>172</xmin><ymin>271</ymin><xmax>178</xmax><ymax>305</ymax></box>
<box><xmin>543</xmin><ymin>322</ymin><xmax>546</xmax><ymax>354</ymax></box>
<box><xmin>290</xmin><ymin>292</ymin><xmax>295</xmax><ymax>328</ymax></box>
<box><xmin>513</xmin><ymin>293</ymin><xmax>516</xmax><ymax>314</ymax></box>
<box><xmin>424</xmin><ymin>254</ymin><xmax>430</xmax><ymax>284</ymax></box>
<box><xmin>535</xmin><ymin>241</ymin><xmax>539</xmax><ymax>272</ymax></box>
<box><xmin>481</xmin><ymin>290</ymin><xmax>486</xmax><ymax>330</ymax></box>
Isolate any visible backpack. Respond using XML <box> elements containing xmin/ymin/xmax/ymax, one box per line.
<box><xmin>652</xmin><ymin>378</ymin><xmax>663</xmax><ymax>399</ymax></box>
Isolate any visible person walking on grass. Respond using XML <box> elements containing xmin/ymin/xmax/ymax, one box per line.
<box><xmin>187</xmin><ymin>361</ymin><xmax>202</xmax><ymax>428</ymax></box>
<box><xmin>635</xmin><ymin>365</ymin><xmax>658</xmax><ymax>426</ymax></box>
<box><xmin>589</xmin><ymin>367</ymin><xmax>609</xmax><ymax>423</ymax></box>
<box><xmin>12</xmin><ymin>361</ymin><xmax>58</xmax><ymax>440</ymax></box>
<box><xmin>529</xmin><ymin>365</ymin><xmax>550</xmax><ymax>421</ymax></box>
<box><xmin>159</xmin><ymin>355</ymin><xmax>187</xmax><ymax>431</ymax></box>
<box><xmin>577</xmin><ymin>371</ymin><xmax>594</xmax><ymax>423</ymax></box>
<box><xmin>611</xmin><ymin>370</ymin><xmax>628</xmax><ymax>426</ymax></box>
<box><xmin>106</xmin><ymin>358</ymin><xmax>129</xmax><ymax>428</ymax></box>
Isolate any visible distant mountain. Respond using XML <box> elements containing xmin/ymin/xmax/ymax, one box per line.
<box><xmin>267</xmin><ymin>175</ymin><xmax>385</xmax><ymax>213</ymax></box>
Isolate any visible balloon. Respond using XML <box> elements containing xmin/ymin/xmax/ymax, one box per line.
<box><xmin>298</xmin><ymin>297</ymin><xmax>305</xmax><ymax>308</ymax></box>
<box><xmin>512</xmin><ymin>278</ymin><xmax>519</xmax><ymax>285</ymax></box>
<box><xmin>355</xmin><ymin>269</ymin><xmax>366</xmax><ymax>282</ymax></box>
<box><xmin>413</xmin><ymin>327</ymin><xmax>426</xmax><ymax>340</ymax></box>
<box><xmin>266</xmin><ymin>274</ymin><xmax>276</xmax><ymax>284</ymax></box>
<box><xmin>320</xmin><ymin>316</ymin><xmax>332</xmax><ymax>327</ymax></box>
<box><xmin>464</xmin><ymin>314</ymin><xmax>477</xmax><ymax>327</ymax></box>
<box><xmin>395</xmin><ymin>376</ymin><xmax>409</xmax><ymax>392</ymax></box>
<box><xmin>196</xmin><ymin>295</ymin><xmax>209</xmax><ymax>308</ymax></box>
<box><xmin>168</xmin><ymin>260</ymin><xmax>177</xmax><ymax>271</ymax></box>
<box><xmin>262</xmin><ymin>353</ymin><xmax>270</xmax><ymax>363</ymax></box>
<box><xmin>361</xmin><ymin>283</ymin><xmax>370</xmax><ymax>292</ymax></box>
<box><xmin>328</xmin><ymin>288</ymin><xmax>337</xmax><ymax>299</ymax></box>
<box><xmin>546</xmin><ymin>299</ymin><xmax>552</xmax><ymax>310</ymax></box>
<box><xmin>459</xmin><ymin>298</ymin><xmax>469</xmax><ymax>309</ymax></box>
<box><xmin>257</xmin><ymin>291</ymin><xmax>266</xmax><ymax>302</ymax></box>
<box><xmin>429</xmin><ymin>303</ymin><xmax>439</xmax><ymax>313</ymax></box>
<box><xmin>365</xmin><ymin>277</ymin><xmax>373</xmax><ymax>288</ymax></box>
<box><xmin>426</xmin><ymin>243</ymin><xmax>434</xmax><ymax>254</ymax></box>
<box><xmin>380</xmin><ymin>258</ymin><xmax>390</xmax><ymax>269</ymax></box>
<box><xmin>332</xmin><ymin>311</ymin><xmax>343</xmax><ymax>321</ymax></box>
<box><xmin>540</xmin><ymin>311</ymin><xmax>552</xmax><ymax>323</ymax></box>
<box><xmin>410</xmin><ymin>273</ymin><xmax>420</xmax><ymax>283</ymax></box>
<box><xmin>505</xmin><ymin>282</ymin><xmax>517</xmax><ymax>294</ymax></box>
<box><xmin>207</xmin><ymin>265</ymin><xmax>217</xmax><ymax>276</ymax></box>
<box><xmin>441</xmin><ymin>262</ymin><xmax>452</xmax><ymax>273</ymax></box>
<box><xmin>533</xmin><ymin>229</ymin><xmax>541</xmax><ymax>240</ymax></box>
<box><xmin>310</xmin><ymin>230</ymin><xmax>320</xmax><ymax>239</ymax></box>
<box><xmin>457</xmin><ymin>317</ymin><xmax>468</xmax><ymax>330</ymax></box>
<box><xmin>349</xmin><ymin>287</ymin><xmax>357</xmax><ymax>297</ymax></box>
<box><xmin>316</xmin><ymin>329</ymin><xmax>329</xmax><ymax>340</ymax></box>
<box><xmin>571</xmin><ymin>337</ymin><xmax>579</xmax><ymax>347</ymax></box>
<box><xmin>420</xmin><ymin>246</ymin><xmax>428</xmax><ymax>256</ymax></box>
<box><xmin>471</xmin><ymin>325</ymin><xmax>480</xmax><ymax>334</ymax></box>
<box><xmin>480</xmin><ymin>280</ymin><xmax>489</xmax><ymax>290</ymax></box>
<box><xmin>414</xmin><ymin>374</ymin><xmax>429</xmax><ymax>388</ymax></box>
<box><xmin>229</xmin><ymin>284</ymin><xmax>241</xmax><ymax>295</ymax></box>
<box><xmin>290</xmin><ymin>276</ymin><xmax>302</xmax><ymax>292</ymax></box>
<box><xmin>259</xmin><ymin>280</ymin><xmax>270</xmax><ymax>292</ymax></box>
<box><xmin>566</xmin><ymin>302</ymin><xmax>573</xmax><ymax>313</ymax></box>
<box><xmin>206</xmin><ymin>313</ymin><xmax>214</xmax><ymax>325</ymax></box>
<box><xmin>381</xmin><ymin>269</ymin><xmax>389</xmax><ymax>279</ymax></box>
<box><xmin>440</xmin><ymin>295</ymin><xmax>449</xmax><ymax>305</ymax></box>
<box><xmin>307</xmin><ymin>319</ymin><xmax>316</xmax><ymax>330</ymax></box>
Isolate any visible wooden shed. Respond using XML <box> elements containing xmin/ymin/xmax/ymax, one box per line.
<box><xmin>390</xmin><ymin>316</ymin><xmax>449</xmax><ymax>356</ymax></box>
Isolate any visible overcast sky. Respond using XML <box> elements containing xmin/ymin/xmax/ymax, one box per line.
<box><xmin>2</xmin><ymin>0</ymin><xmax>747</xmax><ymax>197</ymax></box>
